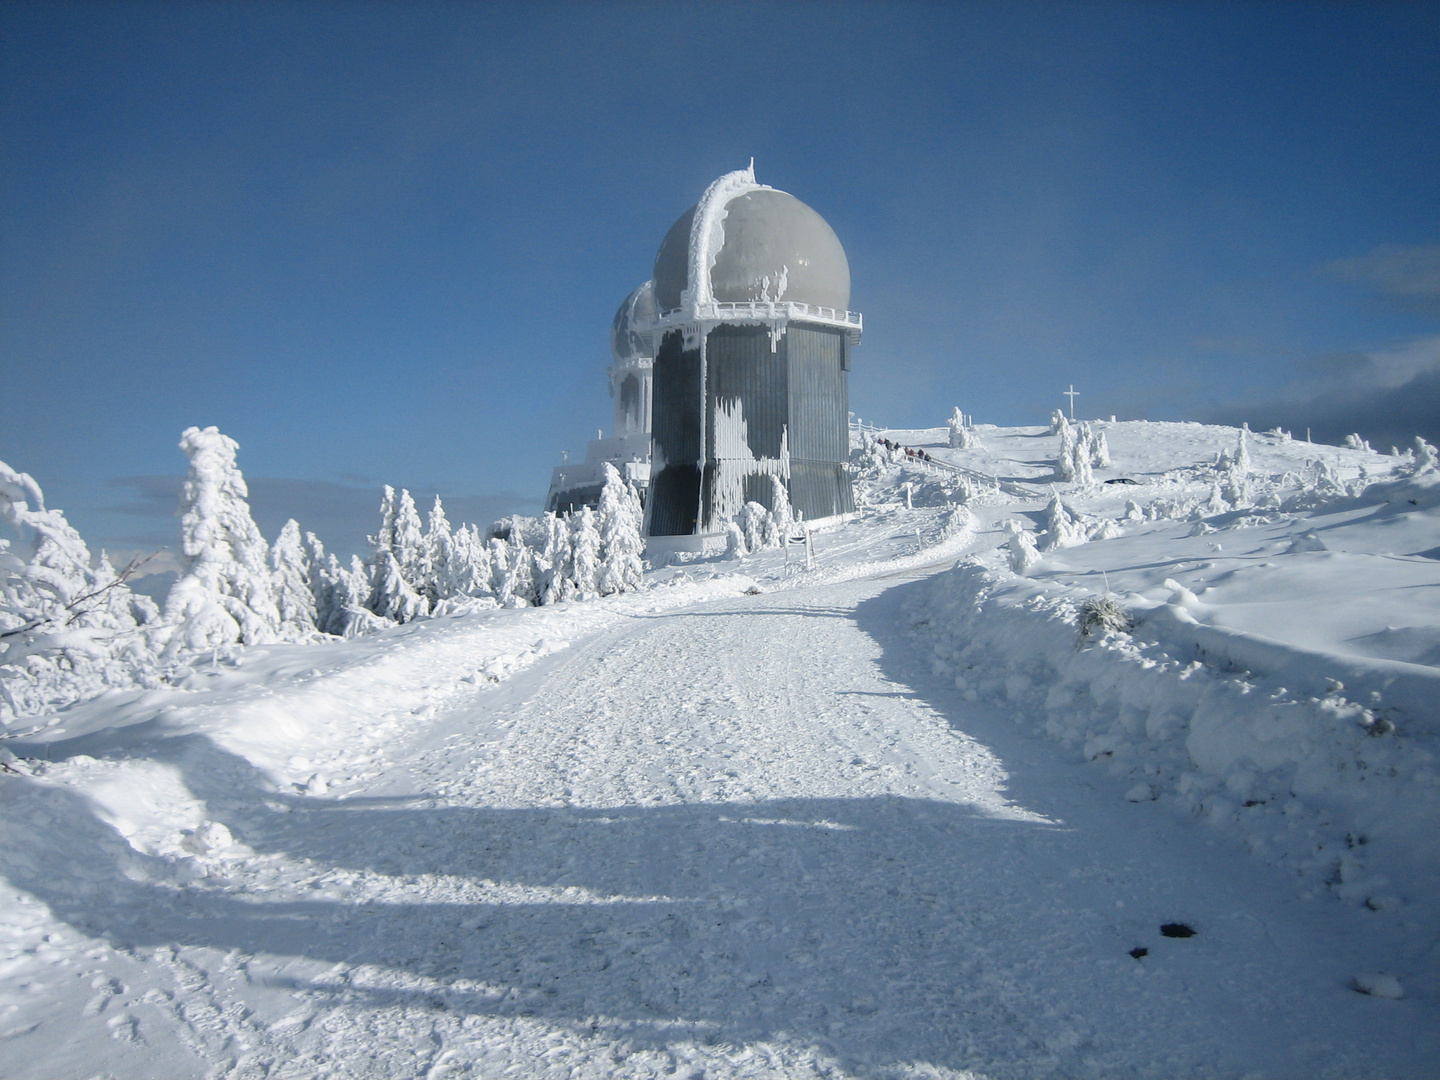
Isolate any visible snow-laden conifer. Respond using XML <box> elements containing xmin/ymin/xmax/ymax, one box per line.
<box><xmin>569</xmin><ymin>508</ymin><xmax>602</xmax><ymax>599</ymax></box>
<box><xmin>1</xmin><ymin>459</ymin><xmax>159</xmax><ymax>719</ymax></box>
<box><xmin>369</xmin><ymin>486</ymin><xmax>397</xmax><ymax>561</ymax></box>
<box><xmin>1234</xmin><ymin>424</ymin><xmax>1252</xmax><ymax>475</ymax></box>
<box><xmin>597</xmin><ymin>464</ymin><xmax>644</xmax><ymax>596</ymax></box>
<box><xmin>270</xmin><ymin>519</ymin><xmax>319</xmax><ymax>641</ymax></box>
<box><xmin>1092</xmin><ymin>428</ymin><xmax>1112</xmax><ymax>468</ymax></box>
<box><xmin>452</xmin><ymin>525</ymin><xmax>493</xmax><ymax>598</ymax></box>
<box><xmin>735</xmin><ymin>501</ymin><xmax>772</xmax><ymax>553</ymax></box>
<box><xmin>426</xmin><ymin>496</ymin><xmax>456</xmax><ymax>603</ymax></box>
<box><xmin>1042</xmin><ymin>492</ymin><xmax>1087</xmax><ymax>549</ymax></box>
<box><xmin>769</xmin><ymin>474</ymin><xmax>794</xmax><ymax>535</ymax></box>
<box><xmin>724</xmin><ymin>519</ymin><xmax>748</xmax><ymax>558</ymax></box>
<box><xmin>310</xmin><ymin>551</ymin><xmax>346</xmax><ymax>636</ymax></box>
<box><xmin>370</xmin><ymin>550</ymin><xmax>428</xmax><ymax>623</ymax></box>
<box><xmin>1006</xmin><ymin>525</ymin><xmax>1041</xmax><ymax>574</ymax></box>
<box><xmin>488</xmin><ymin>537</ymin><xmax>517</xmax><ymax>606</ymax></box>
<box><xmin>393</xmin><ymin>489</ymin><xmax>427</xmax><ymax>592</ymax></box>
<box><xmin>1411</xmin><ymin>436</ymin><xmax>1439</xmax><ymax>474</ymax></box>
<box><xmin>303</xmin><ymin>531</ymin><xmax>335</xmax><ymax>629</ymax></box>
<box><xmin>336</xmin><ymin>555</ymin><xmax>391</xmax><ymax>636</ymax></box>
<box><xmin>538</xmin><ymin>512</ymin><xmax>573</xmax><ymax>605</ymax></box>
<box><xmin>161</xmin><ymin>427</ymin><xmax>282</xmax><ymax>655</ymax></box>
<box><xmin>1055</xmin><ymin>415</ymin><xmax>1077</xmax><ymax>481</ymax></box>
<box><xmin>948</xmin><ymin>406</ymin><xmax>977</xmax><ymax>449</ymax></box>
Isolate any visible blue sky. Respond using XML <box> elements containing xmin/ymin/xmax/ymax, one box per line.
<box><xmin>3</xmin><ymin>1</ymin><xmax>1437</xmax><ymax>563</ymax></box>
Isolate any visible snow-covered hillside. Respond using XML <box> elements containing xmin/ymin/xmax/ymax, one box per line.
<box><xmin>3</xmin><ymin>419</ymin><xmax>1438</xmax><ymax>1078</ymax></box>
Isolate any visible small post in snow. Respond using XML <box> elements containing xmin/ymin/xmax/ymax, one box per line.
<box><xmin>1064</xmin><ymin>385</ymin><xmax>1079</xmax><ymax>420</ymax></box>
<box><xmin>904</xmin><ymin>482</ymin><xmax>913</xmax><ymax>510</ymax></box>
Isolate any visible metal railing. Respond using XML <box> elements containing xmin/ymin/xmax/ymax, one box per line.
<box><xmin>640</xmin><ymin>300</ymin><xmax>863</xmax><ymax>333</ymax></box>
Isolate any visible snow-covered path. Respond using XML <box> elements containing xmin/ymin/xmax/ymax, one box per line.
<box><xmin>5</xmin><ymin>566</ymin><xmax>1436</xmax><ymax>1078</ymax></box>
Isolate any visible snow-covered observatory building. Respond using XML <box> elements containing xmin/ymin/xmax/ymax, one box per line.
<box><xmin>545</xmin><ymin>282</ymin><xmax>656</xmax><ymax>513</ymax></box>
<box><xmin>643</xmin><ymin>165</ymin><xmax>862</xmax><ymax>544</ymax></box>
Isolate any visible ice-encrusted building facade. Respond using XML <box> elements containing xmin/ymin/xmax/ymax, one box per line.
<box><xmin>643</xmin><ymin>166</ymin><xmax>862</xmax><ymax>543</ymax></box>
<box><xmin>545</xmin><ymin>283</ymin><xmax>656</xmax><ymax>514</ymax></box>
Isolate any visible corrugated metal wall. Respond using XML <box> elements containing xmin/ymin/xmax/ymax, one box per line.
<box><xmin>647</xmin><ymin>322</ymin><xmax>854</xmax><ymax>535</ymax></box>
<box><xmin>705</xmin><ymin>324</ymin><xmax>787</xmax><ymax>459</ymax></box>
<box><xmin>786</xmin><ymin>324</ymin><xmax>854</xmax><ymax>520</ymax></box>
<box><xmin>649</xmin><ymin>329</ymin><xmax>703</xmax><ymax>536</ymax></box>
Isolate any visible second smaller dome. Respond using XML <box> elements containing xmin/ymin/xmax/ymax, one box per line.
<box><xmin>611</xmin><ymin>280</ymin><xmax>658</xmax><ymax>364</ymax></box>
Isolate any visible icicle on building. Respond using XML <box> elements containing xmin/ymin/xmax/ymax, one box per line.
<box><xmin>642</xmin><ymin>165</ymin><xmax>862</xmax><ymax>545</ymax></box>
<box><xmin>544</xmin><ymin>281</ymin><xmax>656</xmax><ymax>514</ymax></box>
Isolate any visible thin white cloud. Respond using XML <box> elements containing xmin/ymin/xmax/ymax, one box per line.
<box><xmin>1325</xmin><ymin>243</ymin><xmax>1440</xmax><ymax>316</ymax></box>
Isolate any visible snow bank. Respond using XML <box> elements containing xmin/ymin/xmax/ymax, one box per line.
<box><xmin>902</xmin><ymin>423</ymin><xmax>1440</xmax><ymax>918</ymax></box>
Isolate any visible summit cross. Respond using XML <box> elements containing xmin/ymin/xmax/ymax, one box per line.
<box><xmin>1064</xmin><ymin>385</ymin><xmax>1079</xmax><ymax>420</ymax></box>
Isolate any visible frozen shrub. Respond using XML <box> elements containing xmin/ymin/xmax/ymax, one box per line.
<box><xmin>1077</xmin><ymin>594</ymin><xmax>1132</xmax><ymax>641</ymax></box>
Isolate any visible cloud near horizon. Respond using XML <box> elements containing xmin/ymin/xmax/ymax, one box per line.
<box><xmin>1325</xmin><ymin>243</ymin><xmax>1440</xmax><ymax>318</ymax></box>
<box><xmin>104</xmin><ymin>475</ymin><xmax>538</xmax><ymax>563</ymax></box>
<box><xmin>1205</xmin><ymin>243</ymin><xmax>1440</xmax><ymax>448</ymax></box>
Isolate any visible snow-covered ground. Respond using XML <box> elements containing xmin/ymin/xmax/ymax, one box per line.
<box><xmin>3</xmin><ymin>421</ymin><xmax>1438</xmax><ymax>1078</ymax></box>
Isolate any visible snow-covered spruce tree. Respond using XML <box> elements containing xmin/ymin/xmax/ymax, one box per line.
<box><xmin>161</xmin><ymin>427</ymin><xmax>282</xmax><ymax>656</ymax></box>
<box><xmin>369</xmin><ymin>550</ymin><xmax>428</xmax><ymax>623</ymax></box>
<box><xmin>538</xmin><ymin>512</ymin><xmax>573</xmax><ymax>605</ymax></box>
<box><xmin>1091</xmin><ymin>427</ymin><xmax>1112</xmax><ymax>468</ymax></box>
<box><xmin>1411</xmin><ymin>436</ymin><xmax>1439</xmax><ymax>474</ymax></box>
<box><xmin>0</xmin><ymin>460</ymin><xmax>159</xmax><ymax>720</ymax></box>
<box><xmin>513</xmin><ymin>539</ymin><xmax>540</xmax><ymax>606</ymax></box>
<box><xmin>724</xmin><ymin>519</ymin><xmax>748</xmax><ymax>558</ymax></box>
<box><xmin>1054</xmin><ymin>415</ymin><xmax>1077</xmax><ymax>480</ymax></box>
<box><xmin>769</xmin><ymin>474</ymin><xmax>794</xmax><ymax>533</ymax></box>
<box><xmin>735</xmin><ymin>501</ymin><xmax>772</xmax><ymax>553</ymax></box>
<box><xmin>1041</xmin><ymin>492</ymin><xmax>1086</xmax><ymax>550</ymax></box>
<box><xmin>303</xmin><ymin>531</ymin><xmax>338</xmax><ymax>631</ymax></box>
<box><xmin>488</xmin><ymin>537</ymin><xmax>517</xmax><ymax>606</ymax></box>
<box><xmin>337</xmin><ymin>555</ymin><xmax>391</xmax><ymax>636</ymax></box>
<box><xmin>569</xmin><ymin>508</ymin><xmax>602</xmax><ymax>599</ymax></box>
<box><xmin>597</xmin><ymin>464</ymin><xmax>644</xmax><ymax>596</ymax></box>
<box><xmin>452</xmin><ymin>525</ymin><xmax>494</xmax><ymax>599</ymax></box>
<box><xmin>1220</xmin><ymin>425</ymin><xmax>1252</xmax><ymax>506</ymax></box>
<box><xmin>270</xmin><ymin>519</ymin><xmax>319</xmax><ymax>641</ymax></box>
<box><xmin>948</xmin><ymin>406</ymin><xmax>977</xmax><ymax>450</ymax></box>
<box><xmin>310</xmin><ymin>551</ymin><xmax>346</xmax><ymax>635</ymax></box>
<box><xmin>625</xmin><ymin>480</ymin><xmax>645</xmax><ymax>537</ymax></box>
<box><xmin>369</xmin><ymin>486</ymin><xmax>397</xmax><ymax>562</ymax></box>
<box><xmin>1004</xmin><ymin>522</ymin><xmax>1041</xmax><ymax>574</ymax></box>
<box><xmin>425</xmin><ymin>496</ymin><xmax>456</xmax><ymax>605</ymax></box>
<box><xmin>1234</xmin><ymin>424</ymin><xmax>1252</xmax><ymax>475</ymax></box>
<box><xmin>392</xmin><ymin>489</ymin><xmax>427</xmax><ymax>595</ymax></box>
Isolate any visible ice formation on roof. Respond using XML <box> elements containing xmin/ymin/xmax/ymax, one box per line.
<box><xmin>685</xmin><ymin>164</ymin><xmax>768</xmax><ymax>310</ymax></box>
